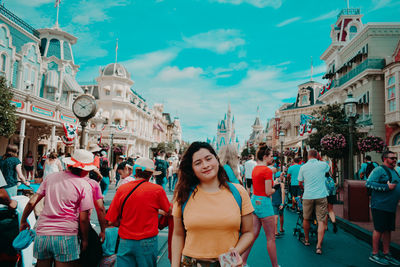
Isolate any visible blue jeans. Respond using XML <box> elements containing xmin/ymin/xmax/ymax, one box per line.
<box><xmin>117</xmin><ymin>236</ymin><xmax>158</xmax><ymax>267</ymax></box>
<box><xmin>172</xmin><ymin>173</ymin><xmax>178</xmax><ymax>190</ymax></box>
<box><xmin>101</xmin><ymin>177</ymin><xmax>110</xmax><ymax>197</ymax></box>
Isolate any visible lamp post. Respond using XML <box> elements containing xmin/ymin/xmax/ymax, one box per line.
<box><xmin>344</xmin><ymin>93</ymin><xmax>358</xmax><ymax>180</ymax></box>
<box><xmin>279</xmin><ymin>131</ymin><xmax>285</xmax><ymax>172</ymax></box>
<box><xmin>109</xmin><ymin>124</ymin><xmax>116</xmax><ymax>166</ymax></box>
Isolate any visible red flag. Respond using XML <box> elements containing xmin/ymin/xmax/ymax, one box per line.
<box><xmin>55</xmin><ymin>0</ymin><xmax>61</xmax><ymax>8</ymax></box>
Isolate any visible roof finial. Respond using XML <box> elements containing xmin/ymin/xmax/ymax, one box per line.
<box><xmin>54</xmin><ymin>0</ymin><xmax>61</xmax><ymax>29</ymax></box>
<box><xmin>115</xmin><ymin>38</ymin><xmax>119</xmax><ymax>63</ymax></box>
<box><xmin>310</xmin><ymin>56</ymin><xmax>313</xmax><ymax>81</ymax></box>
<box><xmin>347</xmin><ymin>0</ymin><xmax>350</xmax><ymax>9</ymax></box>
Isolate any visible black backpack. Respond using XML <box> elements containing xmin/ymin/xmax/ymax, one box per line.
<box><xmin>155</xmin><ymin>158</ymin><xmax>168</xmax><ymax>179</ymax></box>
<box><xmin>365</xmin><ymin>162</ymin><xmax>376</xmax><ymax>178</ymax></box>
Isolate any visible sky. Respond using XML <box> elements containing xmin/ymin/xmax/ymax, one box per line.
<box><xmin>5</xmin><ymin>0</ymin><xmax>400</xmax><ymax>144</ymax></box>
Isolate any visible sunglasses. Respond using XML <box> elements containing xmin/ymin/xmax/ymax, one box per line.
<box><xmin>386</xmin><ymin>157</ymin><xmax>398</xmax><ymax>161</ymax></box>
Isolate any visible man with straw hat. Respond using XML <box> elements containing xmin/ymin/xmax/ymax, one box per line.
<box><xmin>106</xmin><ymin>157</ymin><xmax>171</xmax><ymax>267</ymax></box>
<box><xmin>19</xmin><ymin>149</ymin><xmax>96</xmax><ymax>267</ymax></box>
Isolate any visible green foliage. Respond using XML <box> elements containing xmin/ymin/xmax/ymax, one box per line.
<box><xmin>306</xmin><ymin>103</ymin><xmax>362</xmax><ymax>159</ymax></box>
<box><xmin>152</xmin><ymin>142</ymin><xmax>177</xmax><ymax>155</ymax></box>
<box><xmin>0</xmin><ymin>76</ymin><xmax>17</xmax><ymax>138</ymax></box>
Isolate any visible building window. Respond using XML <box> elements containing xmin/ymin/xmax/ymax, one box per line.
<box><xmin>113</xmin><ymin>119</ymin><xmax>120</xmax><ymax>125</ymax></box>
<box><xmin>393</xmin><ymin>132</ymin><xmax>400</xmax><ymax>146</ymax></box>
<box><xmin>105</xmin><ymin>90</ymin><xmax>110</xmax><ymax>96</ymax></box>
<box><xmin>388</xmin><ymin>86</ymin><xmax>396</xmax><ymax>112</ymax></box>
<box><xmin>47</xmin><ymin>39</ymin><xmax>61</xmax><ymax>58</ymax></box>
<box><xmin>388</xmin><ymin>76</ymin><xmax>395</xmax><ymax>86</ymax></box>
<box><xmin>0</xmin><ymin>53</ymin><xmax>6</xmax><ymax>74</ymax></box>
<box><xmin>349</xmin><ymin>26</ymin><xmax>357</xmax><ymax>40</ymax></box>
<box><xmin>39</xmin><ymin>38</ymin><xmax>47</xmax><ymax>56</ymax></box>
<box><xmin>116</xmin><ymin>91</ymin><xmax>122</xmax><ymax>96</ymax></box>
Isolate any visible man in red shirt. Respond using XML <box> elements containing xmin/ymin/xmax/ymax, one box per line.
<box><xmin>106</xmin><ymin>157</ymin><xmax>170</xmax><ymax>267</ymax></box>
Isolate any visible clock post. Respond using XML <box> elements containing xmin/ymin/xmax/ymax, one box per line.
<box><xmin>72</xmin><ymin>94</ymin><xmax>98</xmax><ymax>150</ymax></box>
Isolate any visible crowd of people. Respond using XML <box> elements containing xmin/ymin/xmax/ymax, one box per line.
<box><xmin>1</xmin><ymin>141</ymin><xmax>400</xmax><ymax>266</ymax></box>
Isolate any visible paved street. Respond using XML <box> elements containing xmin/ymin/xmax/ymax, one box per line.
<box><xmin>157</xmin><ymin>207</ymin><xmax>378</xmax><ymax>267</ymax></box>
<box><xmin>95</xmin><ymin>185</ymin><xmax>378</xmax><ymax>267</ymax></box>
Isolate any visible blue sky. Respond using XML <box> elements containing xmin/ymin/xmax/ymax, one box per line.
<box><xmin>6</xmin><ymin>0</ymin><xmax>400</xmax><ymax>143</ymax></box>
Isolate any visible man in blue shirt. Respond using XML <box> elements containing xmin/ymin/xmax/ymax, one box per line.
<box><xmin>359</xmin><ymin>155</ymin><xmax>379</xmax><ymax>180</ymax></box>
<box><xmin>287</xmin><ymin>157</ymin><xmax>302</xmax><ymax>210</ymax></box>
<box><xmin>366</xmin><ymin>151</ymin><xmax>400</xmax><ymax>266</ymax></box>
<box><xmin>298</xmin><ymin>149</ymin><xmax>329</xmax><ymax>255</ymax></box>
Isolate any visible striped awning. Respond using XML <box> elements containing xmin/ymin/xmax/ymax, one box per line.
<box><xmin>45</xmin><ymin>70</ymin><xmax>59</xmax><ymax>88</ymax></box>
<box><xmin>63</xmin><ymin>74</ymin><xmax>84</xmax><ymax>93</ymax></box>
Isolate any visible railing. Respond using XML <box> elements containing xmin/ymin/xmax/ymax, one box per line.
<box><xmin>336</xmin><ymin>59</ymin><xmax>385</xmax><ymax>87</ymax></box>
<box><xmin>337</xmin><ymin>8</ymin><xmax>361</xmax><ymax>19</ymax></box>
<box><xmin>0</xmin><ymin>4</ymin><xmax>40</xmax><ymax>38</ymax></box>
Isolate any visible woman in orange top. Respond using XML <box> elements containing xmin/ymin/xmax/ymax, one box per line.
<box><xmin>242</xmin><ymin>143</ymin><xmax>279</xmax><ymax>267</ymax></box>
<box><xmin>171</xmin><ymin>142</ymin><xmax>254</xmax><ymax>267</ymax></box>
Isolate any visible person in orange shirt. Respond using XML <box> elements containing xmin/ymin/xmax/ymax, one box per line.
<box><xmin>171</xmin><ymin>142</ymin><xmax>254</xmax><ymax>267</ymax></box>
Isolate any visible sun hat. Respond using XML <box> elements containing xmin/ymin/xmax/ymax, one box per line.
<box><xmin>87</xmin><ymin>143</ymin><xmax>102</xmax><ymax>153</ymax></box>
<box><xmin>13</xmin><ymin>229</ymin><xmax>36</xmax><ymax>250</ymax></box>
<box><xmin>63</xmin><ymin>149</ymin><xmax>97</xmax><ymax>171</ymax></box>
<box><xmin>134</xmin><ymin>157</ymin><xmax>161</xmax><ymax>175</ymax></box>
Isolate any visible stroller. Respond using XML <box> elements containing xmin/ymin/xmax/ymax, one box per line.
<box><xmin>293</xmin><ymin>196</ymin><xmax>318</xmax><ymax>241</ymax></box>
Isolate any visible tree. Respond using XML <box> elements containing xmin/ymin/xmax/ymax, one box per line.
<box><xmin>241</xmin><ymin>145</ymin><xmax>256</xmax><ymax>159</ymax></box>
<box><xmin>306</xmin><ymin>103</ymin><xmax>362</xmax><ymax>179</ymax></box>
<box><xmin>0</xmin><ymin>76</ymin><xmax>17</xmax><ymax>138</ymax></box>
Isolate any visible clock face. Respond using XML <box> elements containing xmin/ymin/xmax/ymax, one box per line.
<box><xmin>73</xmin><ymin>95</ymin><xmax>96</xmax><ymax>119</ymax></box>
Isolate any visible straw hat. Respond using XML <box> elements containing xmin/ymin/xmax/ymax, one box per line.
<box><xmin>63</xmin><ymin>149</ymin><xmax>97</xmax><ymax>171</ymax></box>
<box><xmin>87</xmin><ymin>143</ymin><xmax>102</xmax><ymax>153</ymax></box>
<box><xmin>134</xmin><ymin>157</ymin><xmax>161</xmax><ymax>175</ymax></box>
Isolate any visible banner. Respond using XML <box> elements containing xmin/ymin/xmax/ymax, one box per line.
<box><xmin>299</xmin><ymin>114</ymin><xmax>315</xmax><ymax>136</ymax></box>
<box><xmin>62</xmin><ymin>123</ymin><xmax>77</xmax><ymax>146</ymax></box>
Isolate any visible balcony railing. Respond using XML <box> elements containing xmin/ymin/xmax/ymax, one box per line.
<box><xmin>337</xmin><ymin>8</ymin><xmax>361</xmax><ymax>19</ymax></box>
<box><xmin>334</xmin><ymin>59</ymin><xmax>385</xmax><ymax>87</ymax></box>
<box><xmin>0</xmin><ymin>4</ymin><xmax>40</xmax><ymax>38</ymax></box>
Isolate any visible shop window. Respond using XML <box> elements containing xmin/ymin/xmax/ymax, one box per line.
<box><xmin>393</xmin><ymin>132</ymin><xmax>400</xmax><ymax>146</ymax></box>
<box><xmin>388</xmin><ymin>86</ymin><xmax>396</xmax><ymax>112</ymax></box>
<box><xmin>388</xmin><ymin>76</ymin><xmax>395</xmax><ymax>86</ymax></box>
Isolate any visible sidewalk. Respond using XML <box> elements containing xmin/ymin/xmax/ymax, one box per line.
<box><xmin>333</xmin><ymin>198</ymin><xmax>400</xmax><ymax>258</ymax></box>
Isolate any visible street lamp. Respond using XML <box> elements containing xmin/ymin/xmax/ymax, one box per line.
<box><xmin>279</xmin><ymin>130</ymin><xmax>285</xmax><ymax>172</ymax></box>
<box><xmin>344</xmin><ymin>93</ymin><xmax>358</xmax><ymax>180</ymax></box>
<box><xmin>109</xmin><ymin>124</ymin><xmax>116</xmax><ymax>166</ymax></box>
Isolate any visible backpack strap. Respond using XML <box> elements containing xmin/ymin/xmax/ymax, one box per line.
<box><xmin>181</xmin><ymin>182</ymin><xmax>242</xmax><ymax>216</ymax></box>
<box><xmin>227</xmin><ymin>182</ymin><xmax>242</xmax><ymax>212</ymax></box>
<box><xmin>380</xmin><ymin>165</ymin><xmax>393</xmax><ymax>183</ymax></box>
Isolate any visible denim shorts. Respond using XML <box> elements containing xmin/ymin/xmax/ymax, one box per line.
<box><xmin>117</xmin><ymin>236</ymin><xmax>158</xmax><ymax>267</ymax></box>
<box><xmin>33</xmin><ymin>235</ymin><xmax>80</xmax><ymax>262</ymax></box>
<box><xmin>251</xmin><ymin>195</ymin><xmax>274</xmax><ymax>218</ymax></box>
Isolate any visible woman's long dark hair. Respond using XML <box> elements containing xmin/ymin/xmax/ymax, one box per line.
<box><xmin>256</xmin><ymin>142</ymin><xmax>272</xmax><ymax>161</ymax></box>
<box><xmin>3</xmin><ymin>144</ymin><xmax>18</xmax><ymax>160</ymax></box>
<box><xmin>174</xmin><ymin>142</ymin><xmax>229</xmax><ymax>207</ymax></box>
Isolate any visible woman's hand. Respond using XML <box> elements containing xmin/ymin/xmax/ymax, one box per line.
<box><xmin>20</xmin><ymin>220</ymin><xmax>30</xmax><ymax>232</ymax></box>
<box><xmin>228</xmin><ymin>247</ymin><xmax>243</xmax><ymax>266</ymax></box>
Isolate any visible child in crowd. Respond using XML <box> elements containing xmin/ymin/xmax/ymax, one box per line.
<box><xmin>100</xmin><ymin>216</ymin><xmax>119</xmax><ymax>267</ymax></box>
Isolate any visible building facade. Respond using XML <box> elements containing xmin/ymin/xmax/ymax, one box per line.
<box><xmin>0</xmin><ymin>5</ymin><xmax>82</xmax><ymax>163</ymax></box>
<box><xmin>216</xmin><ymin>104</ymin><xmax>239</xmax><ymax>152</ymax></box>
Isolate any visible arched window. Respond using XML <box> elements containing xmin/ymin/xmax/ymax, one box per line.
<box><xmin>393</xmin><ymin>132</ymin><xmax>400</xmax><ymax>146</ymax></box>
<box><xmin>40</xmin><ymin>38</ymin><xmax>47</xmax><ymax>56</ymax></box>
<box><xmin>47</xmin><ymin>39</ymin><xmax>61</xmax><ymax>58</ymax></box>
<box><xmin>0</xmin><ymin>54</ymin><xmax>6</xmax><ymax>73</ymax></box>
<box><xmin>349</xmin><ymin>26</ymin><xmax>357</xmax><ymax>40</ymax></box>
<box><xmin>63</xmin><ymin>41</ymin><xmax>72</xmax><ymax>60</ymax></box>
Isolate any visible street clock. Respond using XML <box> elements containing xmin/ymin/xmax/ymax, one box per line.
<box><xmin>72</xmin><ymin>94</ymin><xmax>97</xmax><ymax>120</ymax></box>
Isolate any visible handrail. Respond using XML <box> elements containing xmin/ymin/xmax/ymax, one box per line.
<box><xmin>0</xmin><ymin>5</ymin><xmax>40</xmax><ymax>38</ymax></box>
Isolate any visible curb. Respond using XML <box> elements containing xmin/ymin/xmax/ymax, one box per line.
<box><xmin>336</xmin><ymin>216</ymin><xmax>400</xmax><ymax>258</ymax></box>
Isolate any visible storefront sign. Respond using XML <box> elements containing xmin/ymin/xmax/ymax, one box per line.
<box><xmin>11</xmin><ymin>99</ymin><xmax>24</xmax><ymax>110</ymax></box>
<box><xmin>60</xmin><ymin>113</ymin><xmax>77</xmax><ymax>124</ymax></box>
<box><xmin>31</xmin><ymin>105</ymin><xmax>55</xmax><ymax>118</ymax></box>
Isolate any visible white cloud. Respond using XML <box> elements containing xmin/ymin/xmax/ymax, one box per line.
<box><xmin>183</xmin><ymin>29</ymin><xmax>245</xmax><ymax>54</ymax></box>
<box><xmin>120</xmin><ymin>48</ymin><xmax>180</xmax><ymax>77</ymax></box>
<box><xmin>157</xmin><ymin>66</ymin><xmax>204</xmax><ymax>81</ymax></box>
<box><xmin>10</xmin><ymin>0</ymin><xmax>53</xmax><ymax>7</ymax></box>
<box><xmin>71</xmin><ymin>0</ymin><xmax>130</xmax><ymax>25</ymax></box>
<box><xmin>371</xmin><ymin>0</ymin><xmax>392</xmax><ymax>11</ymax></box>
<box><xmin>308</xmin><ymin>10</ymin><xmax>339</xmax><ymax>22</ymax></box>
<box><xmin>213</xmin><ymin>0</ymin><xmax>282</xmax><ymax>9</ymax></box>
<box><xmin>276</xmin><ymin>17</ymin><xmax>301</xmax><ymax>27</ymax></box>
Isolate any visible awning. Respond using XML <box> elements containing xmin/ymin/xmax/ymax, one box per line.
<box><xmin>45</xmin><ymin>70</ymin><xmax>59</xmax><ymax>88</ymax></box>
<box><xmin>63</xmin><ymin>74</ymin><xmax>84</xmax><ymax>93</ymax></box>
<box><xmin>153</xmin><ymin>123</ymin><xmax>164</xmax><ymax>132</ymax></box>
<box><xmin>358</xmin><ymin>92</ymin><xmax>369</xmax><ymax>104</ymax></box>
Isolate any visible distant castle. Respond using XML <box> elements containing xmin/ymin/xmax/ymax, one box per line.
<box><xmin>208</xmin><ymin>104</ymin><xmax>239</xmax><ymax>152</ymax></box>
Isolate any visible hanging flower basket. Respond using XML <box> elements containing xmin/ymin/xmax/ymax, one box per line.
<box><xmin>357</xmin><ymin>136</ymin><xmax>386</xmax><ymax>153</ymax></box>
<box><xmin>320</xmin><ymin>133</ymin><xmax>346</xmax><ymax>151</ymax></box>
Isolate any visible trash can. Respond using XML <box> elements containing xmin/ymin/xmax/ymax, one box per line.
<box><xmin>343</xmin><ymin>180</ymin><xmax>369</xmax><ymax>222</ymax></box>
